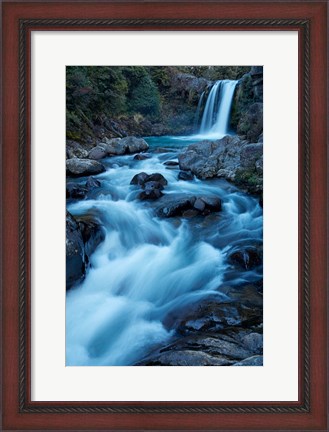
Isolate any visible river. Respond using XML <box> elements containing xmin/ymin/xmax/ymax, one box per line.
<box><xmin>66</xmin><ymin>136</ymin><xmax>263</xmax><ymax>366</ymax></box>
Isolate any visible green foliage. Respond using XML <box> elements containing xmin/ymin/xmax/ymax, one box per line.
<box><xmin>66</xmin><ymin>110</ymin><xmax>82</xmax><ymax>129</ymax></box>
<box><xmin>67</xmin><ymin>66</ymin><xmax>129</xmax><ymax>119</ymax></box>
<box><xmin>66</xmin><ymin>65</ymin><xmax>257</xmax><ymax>141</ymax></box>
<box><xmin>147</xmin><ymin>67</ymin><xmax>171</xmax><ymax>88</ymax></box>
<box><xmin>177</xmin><ymin>66</ymin><xmax>250</xmax><ymax>81</ymax></box>
<box><xmin>66</xmin><ymin>66</ymin><xmax>162</xmax><ymax>139</ymax></box>
<box><xmin>122</xmin><ymin>67</ymin><xmax>160</xmax><ymax>117</ymax></box>
<box><xmin>235</xmin><ymin>168</ymin><xmax>261</xmax><ymax>189</ymax></box>
<box><xmin>129</xmin><ymin>75</ymin><xmax>160</xmax><ymax>116</ymax></box>
<box><xmin>66</xmin><ymin>129</ymin><xmax>82</xmax><ymax>141</ymax></box>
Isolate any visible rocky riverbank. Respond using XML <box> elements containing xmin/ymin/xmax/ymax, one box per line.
<box><xmin>66</xmin><ymin>136</ymin><xmax>149</xmax><ymax>287</ymax></box>
<box><xmin>178</xmin><ymin>134</ymin><xmax>263</xmax><ymax>195</ymax></box>
<box><xmin>66</xmin><ymin>135</ymin><xmax>263</xmax><ymax>366</ymax></box>
<box><xmin>66</xmin><ymin>131</ymin><xmax>263</xmax><ymax>289</ymax></box>
<box><xmin>136</xmin><ymin>282</ymin><xmax>263</xmax><ymax>366</ymax></box>
<box><xmin>66</xmin><ymin>211</ymin><xmax>105</xmax><ymax>289</ymax></box>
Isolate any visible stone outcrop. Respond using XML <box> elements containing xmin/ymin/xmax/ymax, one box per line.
<box><xmin>237</xmin><ymin>102</ymin><xmax>263</xmax><ymax>143</ymax></box>
<box><xmin>130</xmin><ymin>172</ymin><xmax>168</xmax><ymax>200</ymax></box>
<box><xmin>66</xmin><ymin>158</ymin><xmax>105</xmax><ymax>177</ymax></box>
<box><xmin>66</xmin><ymin>140</ymin><xmax>90</xmax><ymax>159</ymax></box>
<box><xmin>230</xmin><ymin>67</ymin><xmax>263</xmax><ymax>139</ymax></box>
<box><xmin>136</xmin><ymin>295</ymin><xmax>263</xmax><ymax>366</ymax></box>
<box><xmin>66</xmin><ymin>211</ymin><xmax>104</xmax><ymax>289</ymax></box>
<box><xmin>227</xmin><ymin>246</ymin><xmax>263</xmax><ymax>270</ymax></box>
<box><xmin>178</xmin><ymin>135</ymin><xmax>263</xmax><ymax>194</ymax></box>
<box><xmin>66</xmin><ymin>211</ymin><xmax>85</xmax><ymax>289</ymax></box>
<box><xmin>88</xmin><ymin>136</ymin><xmax>149</xmax><ymax>159</ymax></box>
<box><xmin>66</xmin><ymin>176</ymin><xmax>101</xmax><ymax>200</ymax></box>
<box><xmin>155</xmin><ymin>194</ymin><xmax>222</xmax><ymax>218</ymax></box>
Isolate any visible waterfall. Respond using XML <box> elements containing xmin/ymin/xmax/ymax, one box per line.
<box><xmin>193</xmin><ymin>91</ymin><xmax>205</xmax><ymax>132</ymax></box>
<box><xmin>199</xmin><ymin>80</ymin><xmax>238</xmax><ymax>137</ymax></box>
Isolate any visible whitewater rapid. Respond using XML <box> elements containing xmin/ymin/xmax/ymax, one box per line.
<box><xmin>66</xmin><ymin>137</ymin><xmax>262</xmax><ymax>366</ymax></box>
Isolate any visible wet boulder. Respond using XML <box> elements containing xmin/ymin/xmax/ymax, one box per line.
<box><xmin>181</xmin><ymin>209</ymin><xmax>199</xmax><ymax>218</ymax></box>
<box><xmin>66</xmin><ymin>183</ymin><xmax>88</xmax><ymax>199</ymax></box>
<box><xmin>66</xmin><ymin>177</ymin><xmax>101</xmax><ymax>200</ymax></box>
<box><xmin>130</xmin><ymin>172</ymin><xmax>149</xmax><ymax>186</ymax></box>
<box><xmin>163</xmin><ymin>160</ymin><xmax>179</xmax><ymax>167</ymax></box>
<box><xmin>156</xmin><ymin>195</ymin><xmax>196</xmax><ymax>218</ymax></box>
<box><xmin>199</xmin><ymin>196</ymin><xmax>222</xmax><ymax>211</ymax></box>
<box><xmin>66</xmin><ymin>211</ymin><xmax>105</xmax><ymax>290</ymax></box>
<box><xmin>144</xmin><ymin>173</ymin><xmax>168</xmax><ymax>187</ymax></box>
<box><xmin>219</xmin><ymin>282</ymin><xmax>263</xmax><ymax>308</ymax></box>
<box><xmin>66</xmin><ymin>158</ymin><xmax>105</xmax><ymax>177</ymax></box>
<box><xmin>136</xmin><ymin>331</ymin><xmax>260</xmax><ymax>366</ymax></box>
<box><xmin>173</xmin><ymin>300</ymin><xmax>263</xmax><ymax>335</ymax></box>
<box><xmin>121</xmin><ymin>136</ymin><xmax>149</xmax><ymax>154</ymax></box>
<box><xmin>130</xmin><ymin>172</ymin><xmax>168</xmax><ymax>187</ymax></box>
<box><xmin>193</xmin><ymin>198</ymin><xmax>206</xmax><ymax>212</ymax></box>
<box><xmin>227</xmin><ymin>246</ymin><xmax>262</xmax><ymax>270</ymax></box>
<box><xmin>178</xmin><ymin>170</ymin><xmax>194</xmax><ymax>181</ymax></box>
<box><xmin>100</xmin><ymin>138</ymin><xmax>127</xmax><ymax>155</ymax></box>
<box><xmin>134</xmin><ymin>153</ymin><xmax>151</xmax><ymax>161</ymax></box>
<box><xmin>95</xmin><ymin>136</ymin><xmax>149</xmax><ymax>156</ymax></box>
<box><xmin>156</xmin><ymin>194</ymin><xmax>222</xmax><ymax>218</ymax></box>
<box><xmin>66</xmin><ymin>211</ymin><xmax>86</xmax><ymax>289</ymax></box>
<box><xmin>136</xmin><ymin>297</ymin><xmax>263</xmax><ymax>366</ymax></box>
<box><xmin>88</xmin><ymin>145</ymin><xmax>108</xmax><ymax>160</ymax></box>
<box><xmin>138</xmin><ymin>181</ymin><xmax>164</xmax><ymax>200</ymax></box>
<box><xmin>85</xmin><ymin>176</ymin><xmax>101</xmax><ymax>189</ymax></box>
<box><xmin>143</xmin><ymin>181</ymin><xmax>164</xmax><ymax>192</ymax></box>
<box><xmin>139</xmin><ymin>189</ymin><xmax>163</xmax><ymax>200</ymax></box>
<box><xmin>78</xmin><ymin>218</ymin><xmax>105</xmax><ymax>263</ymax></box>
<box><xmin>131</xmin><ymin>173</ymin><xmax>168</xmax><ymax>201</ymax></box>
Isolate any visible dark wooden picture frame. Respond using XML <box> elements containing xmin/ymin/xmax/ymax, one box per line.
<box><xmin>2</xmin><ymin>1</ymin><xmax>327</xmax><ymax>430</ymax></box>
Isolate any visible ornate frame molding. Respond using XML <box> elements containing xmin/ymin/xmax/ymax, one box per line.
<box><xmin>18</xmin><ymin>18</ymin><xmax>310</xmax><ymax>414</ymax></box>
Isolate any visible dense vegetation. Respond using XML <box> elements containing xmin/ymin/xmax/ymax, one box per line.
<box><xmin>66</xmin><ymin>66</ymin><xmax>251</xmax><ymax>142</ymax></box>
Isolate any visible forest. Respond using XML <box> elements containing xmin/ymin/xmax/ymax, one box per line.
<box><xmin>66</xmin><ymin>66</ymin><xmax>257</xmax><ymax>140</ymax></box>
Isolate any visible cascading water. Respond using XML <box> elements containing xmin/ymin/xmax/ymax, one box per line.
<box><xmin>199</xmin><ymin>79</ymin><xmax>238</xmax><ymax>138</ymax></box>
<box><xmin>66</xmin><ymin>137</ymin><xmax>263</xmax><ymax>366</ymax></box>
<box><xmin>193</xmin><ymin>91</ymin><xmax>205</xmax><ymax>132</ymax></box>
<box><xmin>199</xmin><ymin>81</ymin><xmax>222</xmax><ymax>133</ymax></box>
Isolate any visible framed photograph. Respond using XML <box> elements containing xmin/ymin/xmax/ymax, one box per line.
<box><xmin>2</xmin><ymin>1</ymin><xmax>327</xmax><ymax>431</ymax></box>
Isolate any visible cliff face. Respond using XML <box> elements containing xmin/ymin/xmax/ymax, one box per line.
<box><xmin>230</xmin><ymin>66</ymin><xmax>263</xmax><ymax>132</ymax></box>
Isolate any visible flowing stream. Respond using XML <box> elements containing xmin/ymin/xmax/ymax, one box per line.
<box><xmin>66</xmin><ymin>136</ymin><xmax>263</xmax><ymax>366</ymax></box>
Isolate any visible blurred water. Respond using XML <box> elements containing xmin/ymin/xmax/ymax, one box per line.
<box><xmin>66</xmin><ymin>136</ymin><xmax>263</xmax><ymax>366</ymax></box>
<box><xmin>199</xmin><ymin>80</ymin><xmax>238</xmax><ymax>138</ymax></box>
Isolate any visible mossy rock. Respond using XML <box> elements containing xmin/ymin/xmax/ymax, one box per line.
<box><xmin>235</xmin><ymin>168</ymin><xmax>262</xmax><ymax>194</ymax></box>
